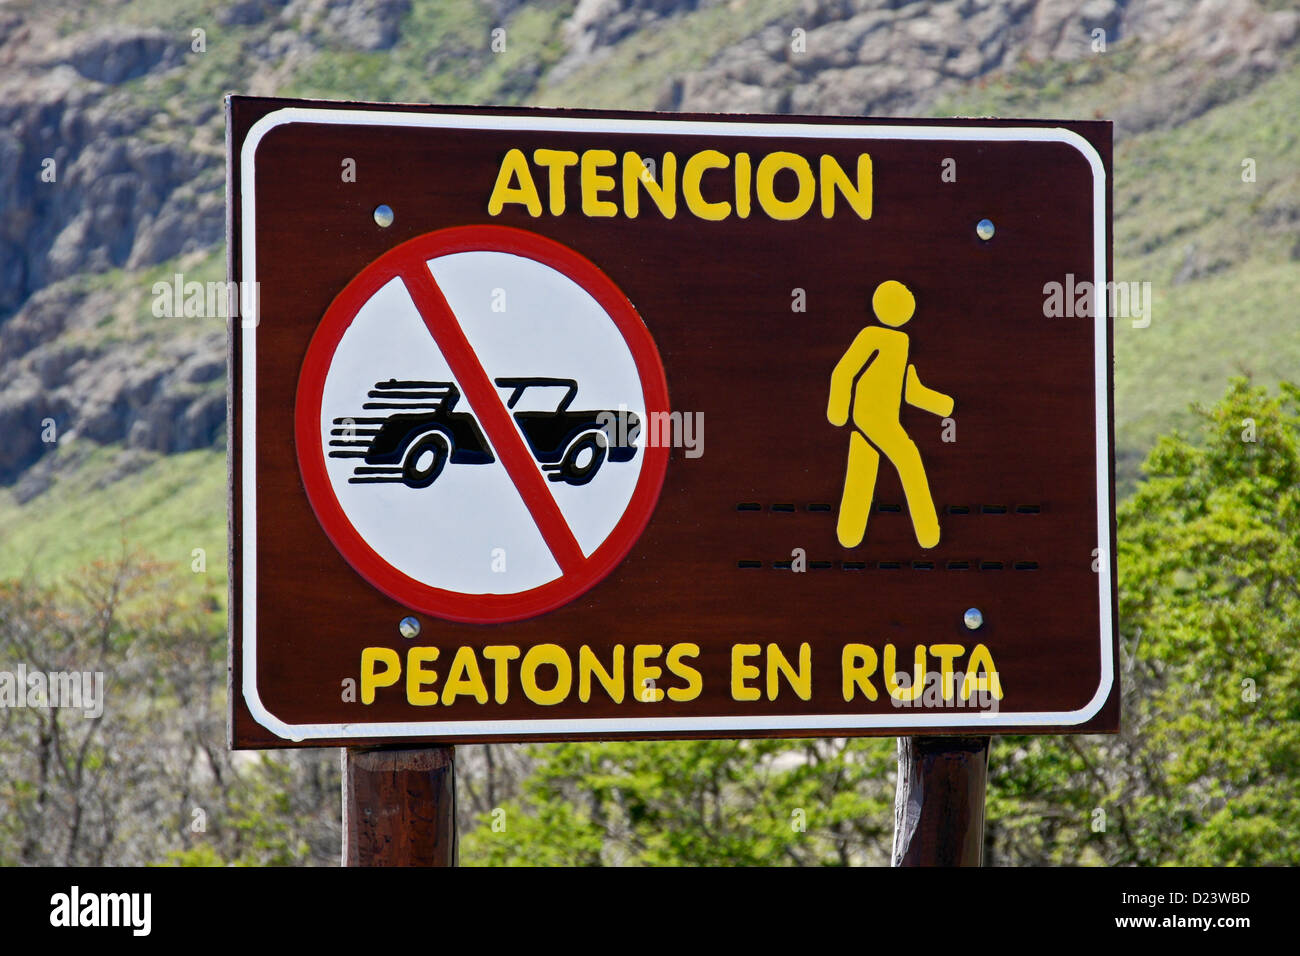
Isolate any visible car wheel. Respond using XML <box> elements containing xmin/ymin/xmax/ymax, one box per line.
<box><xmin>402</xmin><ymin>432</ymin><xmax>450</xmax><ymax>488</ymax></box>
<box><xmin>558</xmin><ymin>431</ymin><xmax>607</xmax><ymax>486</ymax></box>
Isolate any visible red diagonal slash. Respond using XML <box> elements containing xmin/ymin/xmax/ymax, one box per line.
<box><xmin>396</xmin><ymin>252</ymin><xmax>587</xmax><ymax>575</ymax></box>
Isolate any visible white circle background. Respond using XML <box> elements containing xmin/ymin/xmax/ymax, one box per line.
<box><xmin>319</xmin><ymin>251</ymin><xmax>647</xmax><ymax>596</ymax></box>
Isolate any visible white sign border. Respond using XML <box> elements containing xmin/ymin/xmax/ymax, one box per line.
<box><xmin>239</xmin><ymin>107</ymin><xmax>1113</xmax><ymax>741</ymax></box>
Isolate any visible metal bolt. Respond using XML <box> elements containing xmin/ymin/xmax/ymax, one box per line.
<box><xmin>374</xmin><ymin>204</ymin><xmax>394</xmax><ymax>227</ymax></box>
<box><xmin>976</xmin><ymin>218</ymin><xmax>995</xmax><ymax>240</ymax></box>
<box><xmin>398</xmin><ymin>616</ymin><xmax>420</xmax><ymax>639</ymax></box>
<box><xmin>963</xmin><ymin>607</ymin><xmax>984</xmax><ymax>631</ymax></box>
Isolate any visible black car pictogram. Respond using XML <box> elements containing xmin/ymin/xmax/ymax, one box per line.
<box><xmin>327</xmin><ymin>377</ymin><xmax>639</xmax><ymax>489</ymax></box>
<box><xmin>495</xmin><ymin>377</ymin><xmax>640</xmax><ymax>486</ymax></box>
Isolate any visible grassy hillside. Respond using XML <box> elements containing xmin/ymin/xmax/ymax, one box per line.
<box><xmin>934</xmin><ymin>56</ymin><xmax>1300</xmax><ymax>485</ymax></box>
<box><xmin>0</xmin><ymin>445</ymin><xmax>227</xmax><ymax>597</ymax></box>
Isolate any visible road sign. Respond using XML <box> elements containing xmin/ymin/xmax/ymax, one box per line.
<box><xmin>229</xmin><ymin>97</ymin><xmax>1117</xmax><ymax>746</ymax></box>
<box><xmin>294</xmin><ymin>226</ymin><xmax>670</xmax><ymax>623</ymax></box>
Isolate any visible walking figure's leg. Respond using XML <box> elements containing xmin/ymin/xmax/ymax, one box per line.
<box><xmin>837</xmin><ymin>430</ymin><xmax>881</xmax><ymax>548</ymax></box>
<box><xmin>875</xmin><ymin>428</ymin><xmax>941</xmax><ymax>549</ymax></box>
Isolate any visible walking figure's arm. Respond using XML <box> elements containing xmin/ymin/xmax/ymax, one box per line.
<box><xmin>827</xmin><ymin>329</ymin><xmax>880</xmax><ymax>426</ymax></box>
<box><xmin>904</xmin><ymin>364</ymin><xmax>954</xmax><ymax>417</ymax></box>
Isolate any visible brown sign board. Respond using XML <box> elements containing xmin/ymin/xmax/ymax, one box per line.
<box><xmin>227</xmin><ymin>96</ymin><xmax>1118</xmax><ymax>747</ymax></box>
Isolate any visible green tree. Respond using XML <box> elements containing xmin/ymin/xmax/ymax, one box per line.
<box><xmin>0</xmin><ymin>556</ymin><xmax>340</xmax><ymax>866</ymax></box>
<box><xmin>1104</xmin><ymin>378</ymin><xmax>1300</xmax><ymax>865</ymax></box>
<box><xmin>464</xmin><ymin>738</ymin><xmax>896</xmax><ymax>866</ymax></box>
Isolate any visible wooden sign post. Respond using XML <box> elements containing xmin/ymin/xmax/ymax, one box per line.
<box><xmin>893</xmin><ymin>736</ymin><xmax>990</xmax><ymax>866</ymax></box>
<box><xmin>226</xmin><ymin>97</ymin><xmax>1116</xmax><ymax>866</ymax></box>
<box><xmin>342</xmin><ymin>745</ymin><xmax>457</xmax><ymax>866</ymax></box>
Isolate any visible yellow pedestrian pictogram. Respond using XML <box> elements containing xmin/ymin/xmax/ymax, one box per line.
<box><xmin>827</xmin><ymin>280</ymin><xmax>954</xmax><ymax>549</ymax></box>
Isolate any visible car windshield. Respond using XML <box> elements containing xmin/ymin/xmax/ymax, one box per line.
<box><xmin>499</xmin><ymin>382</ymin><xmax>573</xmax><ymax>413</ymax></box>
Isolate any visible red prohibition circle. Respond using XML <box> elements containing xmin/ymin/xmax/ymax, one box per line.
<box><xmin>294</xmin><ymin>225</ymin><xmax>671</xmax><ymax>624</ymax></box>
